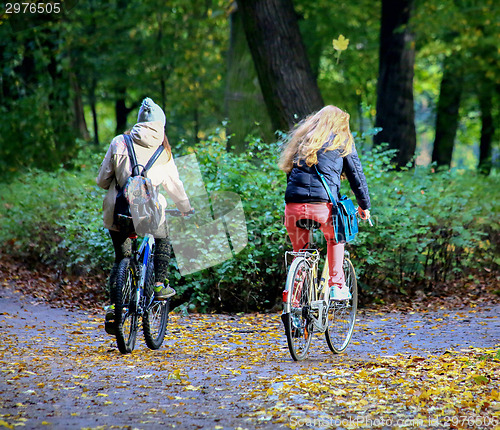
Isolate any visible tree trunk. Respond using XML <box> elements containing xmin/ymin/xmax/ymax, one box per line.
<box><xmin>373</xmin><ymin>0</ymin><xmax>417</xmax><ymax>168</ymax></box>
<box><xmin>0</xmin><ymin>42</ymin><xmax>5</xmax><ymax>104</ymax></box>
<box><xmin>236</xmin><ymin>0</ymin><xmax>323</xmax><ymax>131</ymax></box>
<box><xmin>70</xmin><ymin>72</ymin><xmax>90</xmax><ymax>140</ymax></box>
<box><xmin>156</xmin><ymin>13</ymin><xmax>167</xmax><ymax>112</ymax></box>
<box><xmin>46</xmin><ymin>34</ymin><xmax>76</xmax><ymax>158</ymax></box>
<box><xmin>115</xmin><ymin>89</ymin><xmax>142</xmax><ymax>135</ymax></box>
<box><xmin>88</xmin><ymin>0</ymin><xmax>99</xmax><ymax>145</ymax></box>
<box><xmin>160</xmin><ymin>78</ymin><xmax>166</xmax><ymax>113</ymax></box>
<box><xmin>115</xmin><ymin>96</ymin><xmax>129</xmax><ymax>135</ymax></box>
<box><xmin>224</xmin><ymin>5</ymin><xmax>273</xmax><ymax>152</ymax></box>
<box><xmin>17</xmin><ymin>39</ymin><xmax>37</xmax><ymax>98</ymax></box>
<box><xmin>194</xmin><ymin>107</ymin><xmax>200</xmax><ymax>143</ymax></box>
<box><xmin>89</xmin><ymin>77</ymin><xmax>99</xmax><ymax>145</ymax></box>
<box><xmin>431</xmin><ymin>55</ymin><xmax>463</xmax><ymax>167</ymax></box>
<box><xmin>478</xmin><ymin>80</ymin><xmax>494</xmax><ymax>175</ymax></box>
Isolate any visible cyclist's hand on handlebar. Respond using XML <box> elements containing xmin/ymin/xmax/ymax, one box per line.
<box><xmin>358</xmin><ymin>207</ymin><xmax>370</xmax><ymax>220</ymax></box>
<box><xmin>182</xmin><ymin>208</ymin><xmax>195</xmax><ymax>217</ymax></box>
<box><xmin>358</xmin><ymin>207</ymin><xmax>374</xmax><ymax>226</ymax></box>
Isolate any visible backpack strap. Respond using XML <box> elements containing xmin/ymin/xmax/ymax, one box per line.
<box><xmin>123</xmin><ymin>134</ymin><xmax>165</xmax><ymax>177</ymax></box>
<box><xmin>123</xmin><ymin>134</ymin><xmax>141</xmax><ymax>177</ymax></box>
<box><xmin>314</xmin><ymin>165</ymin><xmax>344</xmax><ymax>243</ymax></box>
<box><xmin>142</xmin><ymin>145</ymin><xmax>164</xmax><ymax>176</ymax></box>
<box><xmin>313</xmin><ymin>165</ymin><xmax>339</xmax><ymax>211</ymax></box>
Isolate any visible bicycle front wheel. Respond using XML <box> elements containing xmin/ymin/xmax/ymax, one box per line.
<box><xmin>325</xmin><ymin>257</ymin><xmax>357</xmax><ymax>354</ymax></box>
<box><xmin>113</xmin><ymin>258</ymin><xmax>138</xmax><ymax>354</ymax></box>
<box><xmin>143</xmin><ymin>260</ymin><xmax>169</xmax><ymax>350</ymax></box>
<box><xmin>283</xmin><ymin>257</ymin><xmax>314</xmax><ymax>361</ymax></box>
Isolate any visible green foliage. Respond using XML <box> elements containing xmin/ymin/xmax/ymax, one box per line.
<box><xmin>0</xmin><ymin>0</ymin><xmax>230</xmax><ymax>174</ymax></box>
<box><xmin>143</xmin><ymin>134</ymin><xmax>500</xmax><ymax>310</ymax></box>
<box><xmin>1</xmin><ymin>133</ymin><xmax>498</xmax><ymax>311</ymax></box>
<box><xmin>2</xmin><ymin>0</ymin><xmax>497</xmax><ymax>176</ymax></box>
<box><xmin>69</xmin><ymin>0</ymin><xmax>230</xmax><ymax>143</ymax></box>
<box><xmin>0</xmin><ymin>168</ymin><xmax>112</xmax><ymax>273</ymax></box>
<box><xmin>0</xmin><ymin>24</ymin><xmax>80</xmax><ymax>173</ymax></box>
<box><xmin>351</xmin><ymin>146</ymin><xmax>500</xmax><ymax>300</ymax></box>
<box><xmin>296</xmin><ymin>0</ymin><xmax>380</xmax><ymax>131</ymax></box>
<box><xmin>412</xmin><ymin>0</ymin><xmax>500</xmax><ymax>168</ymax></box>
<box><xmin>167</xmin><ymin>132</ymin><xmax>287</xmax><ymax>312</ymax></box>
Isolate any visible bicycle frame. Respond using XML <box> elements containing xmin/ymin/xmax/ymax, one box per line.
<box><xmin>283</xmin><ymin>248</ymin><xmax>331</xmax><ymax>334</ymax></box>
<box><xmin>283</xmin><ymin>213</ymin><xmax>365</xmax><ymax>360</ymax></box>
<box><xmin>112</xmin><ymin>211</ymin><xmax>180</xmax><ymax>354</ymax></box>
<box><xmin>132</xmin><ymin>233</ymin><xmax>155</xmax><ymax>316</ymax></box>
<box><xmin>120</xmin><ymin>209</ymin><xmax>184</xmax><ymax>317</ymax></box>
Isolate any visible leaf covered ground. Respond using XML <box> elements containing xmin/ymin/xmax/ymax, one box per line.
<box><xmin>1</xmin><ymin>276</ymin><xmax>499</xmax><ymax>430</ymax></box>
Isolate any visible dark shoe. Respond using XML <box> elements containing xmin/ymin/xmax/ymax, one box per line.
<box><xmin>154</xmin><ymin>284</ymin><xmax>176</xmax><ymax>300</ymax></box>
<box><xmin>104</xmin><ymin>305</ymin><xmax>116</xmax><ymax>335</ymax></box>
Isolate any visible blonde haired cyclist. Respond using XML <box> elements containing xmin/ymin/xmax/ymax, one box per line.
<box><xmin>279</xmin><ymin>105</ymin><xmax>371</xmax><ymax>300</ymax></box>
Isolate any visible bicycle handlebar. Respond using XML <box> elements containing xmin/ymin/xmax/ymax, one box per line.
<box><xmin>165</xmin><ymin>209</ymin><xmax>182</xmax><ymax>217</ymax></box>
<box><xmin>118</xmin><ymin>208</ymin><xmax>195</xmax><ymax>221</ymax></box>
<box><xmin>356</xmin><ymin>206</ymin><xmax>373</xmax><ymax>227</ymax></box>
<box><xmin>165</xmin><ymin>208</ymin><xmax>195</xmax><ymax>217</ymax></box>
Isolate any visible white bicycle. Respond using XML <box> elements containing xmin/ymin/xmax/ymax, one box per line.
<box><xmin>281</xmin><ymin>220</ymin><xmax>357</xmax><ymax>361</ymax></box>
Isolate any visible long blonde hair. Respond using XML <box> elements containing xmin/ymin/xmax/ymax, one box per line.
<box><xmin>278</xmin><ymin>105</ymin><xmax>354</xmax><ymax>173</ymax></box>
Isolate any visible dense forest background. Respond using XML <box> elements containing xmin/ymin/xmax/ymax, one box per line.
<box><xmin>0</xmin><ymin>0</ymin><xmax>499</xmax><ymax>311</ymax></box>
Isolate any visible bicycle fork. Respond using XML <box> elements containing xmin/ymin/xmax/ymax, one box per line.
<box><xmin>135</xmin><ymin>235</ymin><xmax>155</xmax><ymax>316</ymax></box>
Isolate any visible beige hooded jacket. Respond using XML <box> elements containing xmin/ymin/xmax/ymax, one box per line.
<box><xmin>96</xmin><ymin>121</ymin><xmax>191</xmax><ymax>231</ymax></box>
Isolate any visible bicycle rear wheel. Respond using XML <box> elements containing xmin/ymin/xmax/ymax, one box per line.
<box><xmin>143</xmin><ymin>259</ymin><xmax>169</xmax><ymax>350</ymax></box>
<box><xmin>325</xmin><ymin>258</ymin><xmax>357</xmax><ymax>354</ymax></box>
<box><xmin>113</xmin><ymin>258</ymin><xmax>138</xmax><ymax>354</ymax></box>
<box><xmin>282</xmin><ymin>257</ymin><xmax>314</xmax><ymax>361</ymax></box>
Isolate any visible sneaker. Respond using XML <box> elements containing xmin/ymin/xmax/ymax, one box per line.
<box><xmin>104</xmin><ymin>304</ymin><xmax>116</xmax><ymax>335</ymax></box>
<box><xmin>154</xmin><ymin>283</ymin><xmax>176</xmax><ymax>300</ymax></box>
<box><xmin>330</xmin><ymin>284</ymin><xmax>352</xmax><ymax>301</ymax></box>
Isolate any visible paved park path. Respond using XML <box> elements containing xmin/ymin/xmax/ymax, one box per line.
<box><xmin>1</xmin><ymin>285</ymin><xmax>499</xmax><ymax>430</ymax></box>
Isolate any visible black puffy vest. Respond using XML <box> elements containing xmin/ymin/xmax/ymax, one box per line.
<box><xmin>284</xmin><ymin>147</ymin><xmax>371</xmax><ymax>210</ymax></box>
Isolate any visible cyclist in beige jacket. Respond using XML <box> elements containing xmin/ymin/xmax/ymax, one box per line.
<box><xmin>97</xmin><ymin>98</ymin><xmax>192</xmax><ymax>323</ymax></box>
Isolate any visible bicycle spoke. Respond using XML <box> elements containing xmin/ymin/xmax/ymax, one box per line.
<box><xmin>143</xmin><ymin>299</ymin><xmax>169</xmax><ymax>349</ymax></box>
<box><xmin>143</xmin><ymin>258</ymin><xmax>169</xmax><ymax>350</ymax></box>
<box><xmin>113</xmin><ymin>258</ymin><xmax>138</xmax><ymax>354</ymax></box>
<box><xmin>283</xmin><ymin>257</ymin><xmax>314</xmax><ymax>361</ymax></box>
<box><xmin>325</xmin><ymin>258</ymin><xmax>357</xmax><ymax>353</ymax></box>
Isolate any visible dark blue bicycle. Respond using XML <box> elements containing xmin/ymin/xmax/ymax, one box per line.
<box><xmin>110</xmin><ymin>209</ymin><xmax>182</xmax><ymax>354</ymax></box>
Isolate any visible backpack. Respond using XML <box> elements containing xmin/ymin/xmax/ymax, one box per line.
<box><xmin>113</xmin><ymin>134</ymin><xmax>164</xmax><ymax>236</ymax></box>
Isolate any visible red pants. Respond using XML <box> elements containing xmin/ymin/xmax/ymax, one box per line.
<box><xmin>284</xmin><ymin>202</ymin><xmax>345</xmax><ymax>286</ymax></box>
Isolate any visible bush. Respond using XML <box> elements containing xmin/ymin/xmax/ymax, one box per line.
<box><xmin>0</xmin><ymin>168</ymin><xmax>112</xmax><ymax>273</ymax></box>
<box><xmin>351</xmin><ymin>148</ymin><xmax>500</xmax><ymax>302</ymax></box>
<box><xmin>166</xmin><ymin>131</ymin><xmax>288</xmax><ymax>312</ymax></box>
<box><xmin>1</xmin><ymin>132</ymin><xmax>498</xmax><ymax>311</ymax></box>
<box><xmin>167</xmin><ymin>133</ymin><xmax>499</xmax><ymax>311</ymax></box>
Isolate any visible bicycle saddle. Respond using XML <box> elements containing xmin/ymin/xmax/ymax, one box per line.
<box><xmin>296</xmin><ymin>219</ymin><xmax>321</xmax><ymax>230</ymax></box>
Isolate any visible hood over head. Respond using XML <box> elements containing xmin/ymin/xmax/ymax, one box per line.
<box><xmin>130</xmin><ymin>121</ymin><xmax>164</xmax><ymax>149</ymax></box>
